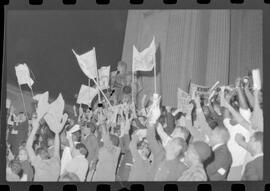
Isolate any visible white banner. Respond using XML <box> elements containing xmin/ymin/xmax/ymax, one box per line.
<box><xmin>132</xmin><ymin>37</ymin><xmax>156</xmax><ymax>72</ymax></box>
<box><xmin>76</xmin><ymin>84</ymin><xmax>98</xmax><ymax>106</ymax></box>
<box><xmin>72</xmin><ymin>47</ymin><xmax>98</xmax><ymax>79</ymax></box>
<box><xmin>15</xmin><ymin>63</ymin><xmax>34</xmax><ymax>88</ymax></box>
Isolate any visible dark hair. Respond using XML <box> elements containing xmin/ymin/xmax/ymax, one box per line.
<box><xmin>36</xmin><ymin>147</ymin><xmax>48</xmax><ymax>156</ymax></box>
<box><xmin>253</xmin><ymin>131</ymin><xmax>263</xmax><ymax>150</ymax></box>
<box><xmin>75</xmin><ymin>143</ymin><xmax>88</xmax><ymax>157</ymax></box>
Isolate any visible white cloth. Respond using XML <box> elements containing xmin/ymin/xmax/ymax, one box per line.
<box><xmin>223</xmin><ymin>118</ymin><xmax>251</xmax><ymax>167</ymax></box>
<box><xmin>60</xmin><ymin>147</ymin><xmax>73</xmax><ymax>175</ymax></box>
<box><xmin>64</xmin><ymin>155</ymin><xmax>89</xmax><ymax>181</ymax></box>
<box><xmin>239</xmin><ymin>108</ymin><xmax>252</xmax><ymax>123</ymax></box>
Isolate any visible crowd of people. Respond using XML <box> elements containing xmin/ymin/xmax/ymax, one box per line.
<box><xmin>6</xmin><ymin>61</ymin><xmax>263</xmax><ymax>182</ymax></box>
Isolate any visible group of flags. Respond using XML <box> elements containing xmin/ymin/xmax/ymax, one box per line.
<box><xmin>72</xmin><ymin>36</ymin><xmax>157</xmax><ymax>107</ymax></box>
<box><xmin>13</xmin><ymin>36</ymin><xmax>262</xmax><ymax>116</ymax></box>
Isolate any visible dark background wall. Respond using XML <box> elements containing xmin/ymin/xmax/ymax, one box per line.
<box><xmin>6</xmin><ymin>10</ymin><xmax>127</xmax><ymax>105</ymax></box>
<box><xmin>122</xmin><ymin>10</ymin><xmax>262</xmax><ymax>107</ymax></box>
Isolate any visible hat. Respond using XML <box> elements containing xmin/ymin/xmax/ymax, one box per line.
<box><xmin>192</xmin><ymin>141</ymin><xmax>212</xmax><ymax>162</ymax></box>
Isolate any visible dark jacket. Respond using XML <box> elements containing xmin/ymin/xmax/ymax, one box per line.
<box><xmin>242</xmin><ymin>155</ymin><xmax>263</xmax><ymax>181</ymax></box>
<box><xmin>206</xmin><ymin>144</ymin><xmax>232</xmax><ymax>181</ymax></box>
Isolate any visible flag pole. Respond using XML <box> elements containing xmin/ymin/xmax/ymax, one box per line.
<box><xmin>92</xmin><ymin>78</ymin><xmax>112</xmax><ymax>107</ymax></box>
<box><xmin>18</xmin><ymin>84</ymin><xmax>29</xmax><ymax>121</ymax></box>
<box><xmin>88</xmin><ymin>78</ymin><xmax>91</xmax><ymax>108</ymax></box>
<box><xmin>132</xmin><ymin>64</ymin><xmax>135</xmax><ymax>104</ymax></box>
<box><xmin>96</xmin><ymin>69</ymin><xmax>101</xmax><ymax>104</ymax></box>
<box><xmin>154</xmin><ymin>55</ymin><xmax>157</xmax><ymax>94</ymax></box>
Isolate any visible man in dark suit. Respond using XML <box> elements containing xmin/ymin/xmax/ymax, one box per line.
<box><xmin>236</xmin><ymin>131</ymin><xmax>263</xmax><ymax>180</ymax></box>
<box><xmin>206</xmin><ymin>127</ymin><xmax>232</xmax><ymax>180</ymax></box>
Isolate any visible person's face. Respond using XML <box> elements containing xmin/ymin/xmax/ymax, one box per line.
<box><xmin>203</xmin><ymin>106</ymin><xmax>210</xmax><ymax>116</ymax></box>
<box><xmin>18</xmin><ymin>149</ymin><xmax>28</xmax><ymax>161</ymax></box>
<box><xmin>171</xmin><ymin>128</ymin><xmax>186</xmax><ymax>140</ymax></box>
<box><xmin>38</xmin><ymin>150</ymin><xmax>50</xmax><ymax>160</ymax></box>
<box><xmin>38</xmin><ymin>136</ymin><xmax>43</xmax><ymax>142</ymax></box>
<box><xmin>81</xmin><ymin>127</ymin><xmax>90</xmax><ymax>137</ymax></box>
<box><xmin>209</xmin><ymin>130</ymin><xmax>219</xmax><ymax>146</ymax></box>
<box><xmin>47</xmin><ymin>139</ymin><xmax>54</xmax><ymax>147</ymax></box>
<box><xmin>165</xmin><ymin>139</ymin><xmax>181</xmax><ymax>157</ymax></box>
<box><xmin>11</xmin><ymin>163</ymin><xmax>21</xmax><ymax>174</ymax></box>
<box><xmin>117</xmin><ymin>64</ymin><xmax>126</xmax><ymax>74</ymax></box>
<box><xmin>247</xmin><ymin>136</ymin><xmax>260</xmax><ymax>155</ymax></box>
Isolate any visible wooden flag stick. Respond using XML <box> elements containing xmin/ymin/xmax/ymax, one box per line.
<box><xmin>96</xmin><ymin>69</ymin><xmax>101</xmax><ymax>104</ymax></box>
<box><xmin>132</xmin><ymin>68</ymin><xmax>135</xmax><ymax>104</ymax></box>
<box><xmin>92</xmin><ymin>78</ymin><xmax>112</xmax><ymax>107</ymax></box>
<box><xmin>18</xmin><ymin>84</ymin><xmax>29</xmax><ymax>121</ymax></box>
<box><xmin>154</xmin><ymin>55</ymin><xmax>157</xmax><ymax>94</ymax></box>
<box><xmin>88</xmin><ymin>78</ymin><xmax>91</xmax><ymax>108</ymax></box>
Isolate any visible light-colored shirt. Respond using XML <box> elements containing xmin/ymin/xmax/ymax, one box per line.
<box><xmin>60</xmin><ymin>146</ymin><xmax>73</xmax><ymax>175</ymax></box>
<box><xmin>223</xmin><ymin>118</ymin><xmax>250</xmax><ymax>167</ymax></box>
<box><xmin>65</xmin><ymin>155</ymin><xmax>89</xmax><ymax>181</ymax></box>
<box><xmin>31</xmin><ymin>156</ymin><xmax>60</xmax><ymax>181</ymax></box>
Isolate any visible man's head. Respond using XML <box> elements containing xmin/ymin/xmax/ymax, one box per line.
<box><xmin>247</xmin><ymin>131</ymin><xmax>263</xmax><ymax>156</ymax></box>
<box><xmin>202</xmin><ymin>106</ymin><xmax>210</xmax><ymax>117</ymax></box>
<box><xmin>18</xmin><ymin>112</ymin><xmax>27</xmax><ymax>122</ymax></box>
<box><xmin>81</xmin><ymin>122</ymin><xmax>96</xmax><ymax>137</ymax></box>
<box><xmin>171</xmin><ymin>127</ymin><xmax>189</xmax><ymax>141</ymax></box>
<box><xmin>209</xmin><ymin>126</ymin><xmax>230</xmax><ymax>147</ymax></box>
<box><xmin>36</xmin><ymin>147</ymin><xmax>50</xmax><ymax>160</ymax></box>
<box><xmin>18</xmin><ymin>148</ymin><xmax>28</xmax><ymax>161</ymax></box>
<box><xmin>184</xmin><ymin>141</ymin><xmax>212</xmax><ymax>165</ymax></box>
<box><xmin>9</xmin><ymin>160</ymin><xmax>21</xmax><ymax>175</ymax></box>
<box><xmin>164</xmin><ymin>137</ymin><xmax>187</xmax><ymax>160</ymax></box>
<box><xmin>71</xmin><ymin>143</ymin><xmax>88</xmax><ymax>158</ymax></box>
<box><xmin>117</xmin><ymin>61</ymin><xmax>127</xmax><ymax>74</ymax></box>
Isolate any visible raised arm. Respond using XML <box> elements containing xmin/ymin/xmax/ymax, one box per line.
<box><xmin>185</xmin><ymin>104</ymin><xmax>206</xmax><ymax>142</ymax></box>
<box><xmin>244</xmin><ymin>86</ymin><xmax>255</xmax><ymax>109</ymax></box>
<box><xmin>235</xmin><ymin>78</ymin><xmax>249</xmax><ymax>110</ymax></box>
<box><xmin>252</xmin><ymin>89</ymin><xmax>263</xmax><ymax>131</ymax></box>
<box><xmin>194</xmin><ymin>95</ymin><xmax>212</xmax><ymax>137</ymax></box>
<box><xmin>26</xmin><ymin>119</ymin><xmax>39</xmax><ymax>162</ymax></box>
<box><xmin>220</xmin><ymin>89</ymin><xmax>251</xmax><ymax>131</ymax></box>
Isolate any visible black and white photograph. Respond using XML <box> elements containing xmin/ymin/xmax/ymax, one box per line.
<box><xmin>4</xmin><ymin>9</ymin><xmax>263</xmax><ymax>182</ymax></box>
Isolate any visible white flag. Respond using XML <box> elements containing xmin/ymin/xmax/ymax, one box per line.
<box><xmin>252</xmin><ymin>69</ymin><xmax>261</xmax><ymax>90</ymax></box>
<box><xmin>133</xmin><ymin>37</ymin><xmax>156</xmax><ymax>72</ymax></box>
<box><xmin>15</xmin><ymin>63</ymin><xmax>34</xmax><ymax>87</ymax></box>
<box><xmin>76</xmin><ymin>84</ymin><xmax>98</xmax><ymax>105</ymax></box>
<box><xmin>72</xmin><ymin>47</ymin><xmax>98</xmax><ymax>79</ymax></box>
<box><xmin>98</xmin><ymin>66</ymin><xmax>110</xmax><ymax>90</ymax></box>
